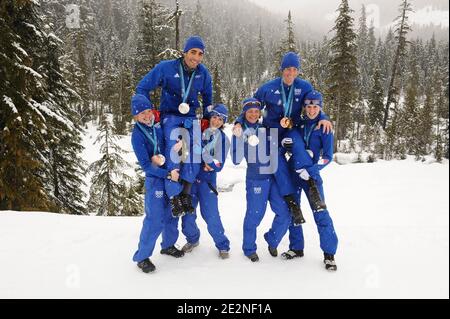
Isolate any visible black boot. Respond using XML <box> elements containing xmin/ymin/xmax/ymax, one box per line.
<box><xmin>281</xmin><ymin>249</ymin><xmax>304</xmax><ymax>260</ymax></box>
<box><xmin>247</xmin><ymin>253</ymin><xmax>259</xmax><ymax>262</ymax></box>
<box><xmin>160</xmin><ymin>246</ymin><xmax>185</xmax><ymax>258</ymax></box>
<box><xmin>284</xmin><ymin>195</ymin><xmax>306</xmax><ymax>225</ymax></box>
<box><xmin>137</xmin><ymin>258</ymin><xmax>156</xmax><ymax>273</ymax></box>
<box><xmin>180</xmin><ymin>193</ymin><xmax>195</xmax><ymax>214</ymax></box>
<box><xmin>268</xmin><ymin>246</ymin><xmax>278</xmax><ymax>257</ymax></box>
<box><xmin>308</xmin><ymin>179</ymin><xmax>327</xmax><ymax>212</ymax></box>
<box><xmin>169</xmin><ymin>195</ymin><xmax>185</xmax><ymax>217</ymax></box>
<box><xmin>324</xmin><ymin>253</ymin><xmax>337</xmax><ymax>271</ymax></box>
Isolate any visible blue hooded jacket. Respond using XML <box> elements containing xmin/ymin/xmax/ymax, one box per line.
<box><xmin>298</xmin><ymin>114</ymin><xmax>334</xmax><ymax>171</ymax></box>
<box><xmin>136</xmin><ymin>58</ymin><xmax>213</xmax><ymax>118</ymax></box>
<box><xmin>232</xmin><ymin>119</ymin><xmax>277</xmax><ymax>180</ymax></box>
<box><xmin>235</xmin><ymin>77</ymin><xmax>328</xmax><ymax>132</ymax></box>
<box><xmin>131</xmin><ymin>123</ymin><xmax>168</xmax><ymax>179</ymax></box>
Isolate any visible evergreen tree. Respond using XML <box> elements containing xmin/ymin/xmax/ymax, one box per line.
<box><xmin>134</xmin><ymin>0</ymin><xmax>173</xmax><ymax>81</ymax></box>
<box><xmin>326</xmin><ymin>0</ymin><xmax>359</xmax><ymax>150</ymax></box>
<box><xmin>236</xmin><ymin>45</ymin><xmax>245</xmax><ymax>82</ymax></box>
<box><xmin>398</xmin><ymin>46</ymin><xmax>420</xmax><ymax>157</ymax></box>
<box><xmin>416</xmin><ymin>88</ymin><xmax>433</xmax><ymax>158</ymax></box>
<box><xmin>0</xmin><ymin>0</ymin><xmax>51</xmax><ymax>211</ymax></box>
<box><xmin>113</xmin><ymin>61</ymin><xmax>134</xmax><ymax>135</ymax></box>
<box><xmin>118</xmin><ymin>180</ymin><xmax>143</xmax><ymax>216</ymax></box>
<box><xmin>213</xmin><ymin>63</ymin><xmax>223</xmax><ymax>103</ymax></box>
<box><xmin>191</xmin><ymin>0</ymin><xmax>205</xmax><ymax>38</ymax></box>
<box><xmin>256</xmin><ymin>26</ymin><xmax>266</xmax><ymax>82</ymax></box>
<box><xmin>366</xmin><ymin>22</ymin><xmax>377</xmax><ymax>87</ymax></box>
<box><xmin>368</xmin><ymin>68</ymin><xmax>385</xmax><ymax>127</ymax></box>
<box><xmin>356</xmin><ymin>5</ymin><xmax>369</xmax><ymax>99</ymax></box>
<box><xmin>87</xmin><ymin>114</ymin><xmax>134</xmax><ymax>216</ymax></box>
<box><xmin>40</xmin><ymin>32</ymin><xmax>87</xmax><ymax>215</ymax></box>
<box><xmin>383</xmin><ymin>0</ymin><xmax>413</xmax><ymax>129</ymax></box>
<box><xmin>379</xmin><ymin>29</ymin><xmax>395</xmax><ymax>93</ymax></box>
<box><xmin>273</xmin><ymin>11</ymin><xmax>298</xmax><ymax>77</ymax></box>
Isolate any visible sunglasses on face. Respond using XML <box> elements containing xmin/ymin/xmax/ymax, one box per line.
<box><xmin>211</xmin><ymin>112</ymin><xmax>227</xmax><ymax>122</ymax></box>
<box><xmin>304</xmin><ymin>99</ymin><xmax>321</xmax><ymax>106</ymax></box>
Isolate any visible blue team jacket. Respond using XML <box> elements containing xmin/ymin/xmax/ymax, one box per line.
<box><xmin>131</xmin><ymin>123</ymin><xmax>168</xmax><ymax>179</ymax></box>
<box><xmin>298</xmin><ymin>115</ymin><xmax>334</xmax><ymax>171</ymax></box>
<box><xmin>136</xmin><ymin>58</ymin><xmax>213</xmax><ymax>118</ymax></box>
<box><xmin>197</xmin><ymin>128</ymin><xmax>230</xmax><ymax>183</ymax></box>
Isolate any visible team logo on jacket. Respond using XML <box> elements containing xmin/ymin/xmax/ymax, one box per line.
<box><xmin>295</xmin><ymin>89</ymin><xmax>302</xmax><ymax>95</ymax></box>
<box><xmin>274</xmin><ymin>90</ymin><xmax>281</xmax><ymax>95</ymax></box>
<box><xmin>174</xmin><ymin>73</ymin><xmax>180</xmax><ymax>78</ymax></box>
<box><xmin>155</xmin><ymin>191</ymin><xmax>164</xmax><ymax>198</ymax></box>
<box><xmin>253</xmin><ymin>187</ymin><xmax>262</xmax><ymax>195</ymax></box>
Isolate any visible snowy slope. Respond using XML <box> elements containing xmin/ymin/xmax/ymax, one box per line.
<box><xmin>0</xmin><ymin>156</ymin><xmax>448</xmax><ymax>299</ymax></box>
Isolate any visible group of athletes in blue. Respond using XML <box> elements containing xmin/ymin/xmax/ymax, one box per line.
<box><xmin>131</xmin><ymin>36</ymin><xmax>338</xmax><ymax>274</ymax></box>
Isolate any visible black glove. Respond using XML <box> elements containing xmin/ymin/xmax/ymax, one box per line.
<box><xmin>281</xmin><ymin>137</ymin><xmax>293</xmax><ymax>153</ymax></box>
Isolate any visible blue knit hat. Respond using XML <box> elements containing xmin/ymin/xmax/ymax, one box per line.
<box><xmin>131</xmin><ymin>94</ymin><xmax>153</xmax><ymax>116</ymax></box>
<box><xmin>242</xmin><ymin>97</ymin><xmax>262</xmax><ymax>113</ymax></box>
<box><xmin>304</xmin><ymin>90</ymin><xmax>323</xmax><ymax>107</ymax></box>
<box><xmin>183</xmin><ymin>36</ymin><xmax>205</xmax><ymax>53</ymax></box>
<box><xmin>210</xmin><ymin>104</ymin><xmax>228</xmax><ymax>122</ymax></box>
<box><xmin>280</xmin><ymin>52</ymin><xmax>301</xmax><ymax>71</ymax></box>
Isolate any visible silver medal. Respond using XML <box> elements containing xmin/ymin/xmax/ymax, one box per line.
<box><xmin>248</xmin><ymin>135</ymin><xmax>260</xmax><ymax>147</ymax></box>
<box><xmin>178</xmin><ymin>103</ymin><xmax>190</xmax><ymax>114</ymax></box>
<box><xmin>157</xmin><ymin>154</ymin><xmax>166</xmax><ymax>166</ymax></box>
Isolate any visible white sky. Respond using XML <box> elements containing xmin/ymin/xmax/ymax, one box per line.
<box><xmin>248</xmin><ymin>0</ymin><xmax>449</xmax><ymax>29</ymax></box>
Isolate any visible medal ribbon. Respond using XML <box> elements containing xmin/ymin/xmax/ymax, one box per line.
<box><xmin>303</xmin><ymin>123</ymin><xmax>317</xmax><ymax>149</ymax></box>
<box><xmin>179</xmin><ymin>61</ymin><xmax>196</xmax><ymax>104</ymax></box>
<box><xmin>137</xmin><ymin>122</ymin><xmax>160</xmax><ymax>155</ymax></box>
<box><xmin>281</xmin><ymin>80</ymin><xmax>294</xmax><ymax>118</ymax></box>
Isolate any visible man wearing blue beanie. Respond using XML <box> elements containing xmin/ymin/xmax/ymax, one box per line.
<box><xmin>280</xmin><ymin>51</ymin><xmax>301</xmax><ymax>71</ymax></box>
<box><xmin>135</xmin><ymin>36</ymin><xmax>213</xmax><ymax>237</ymax></box>
<box><xmin>232</xmin><ymin>52</ymin><xmax>332</xmax><ymax>251</ymax></box>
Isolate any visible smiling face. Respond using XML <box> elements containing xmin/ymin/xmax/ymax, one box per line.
<box><xmin>135</xmin><ymin>109</ymin><xmax>154</xmax><ymax>125</ymax></box>
<box><xmin>183</xmin><ymin>48</ymin><xmax>204</xmax><ymax>69</ymax></box>
<box><xmin>282</xmin><ymin>67</ymin><xmax>299</xmax><ymax>86</ymax></box>
<box><xmin>210</xmin><ymin>115</ymin><xmax>224</xmax><ymax>129</ymax></box>
<box><xmin>245</xmin><ymin>108</ymin><xmax>261</xmax><ymax>124</ymax></box>
<box><xmin>305</xmin><ymin>104</ymin><xmax>321</xmax><ymax>120</ymax></box>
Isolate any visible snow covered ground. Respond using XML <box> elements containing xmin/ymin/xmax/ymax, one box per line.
<box><xmin>0</xmin><ymin>124</ymin><xmax>448</xmax><ymax>299</ymax></box>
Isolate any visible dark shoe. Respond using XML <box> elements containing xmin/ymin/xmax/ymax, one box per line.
<box><xmin>137</xmin><ymin>258</ymin><xmax>156</xmax><ymax>273</ymax></box>
<box><xmin>324</xmin><ymin>253</ymin><xmax>337</xmax><ymax>271</ymax></box>
<box><xmin>170</xmin><ymin>195</ymin><xmax>185</xmax><ymax>217</ymax></box>
<box><xmin>284</xmin><ymin>195</ymin><xmax>306</xmax><ymax>225</ymax></box>
<box><xmin>281</xmin><ymin>249</ymin><xmax>304</xmax><ymax>260</ymax></box>
<box><xmin>268</xmin><ymin>246</ymin><xmax>278</xmax><ymax>257</ymax></box>
<box><xmin>247</xmin><ymin>253</ymin><xmax>259</xmax><ymax>262</ymax></box>
<box><xmin>219</xmin><ymin>250</ymin><xmax>229</xmax><ymax>259</ymax></box>
<box><xmin>180</xmin><ymin>193</ymin><xmax>195</xmax><ymax>214</ymax></box>
<box><xmin>181</xmin><ymin>241</ymin><xmax>199</xmax><ymax>253</ymax></box>
<box><xmin>160</xmin><ymin>245</ymin><xmax>185</xmax><ymax>258</ymax></box>
<box><xmin>308</xmin><ymin>179</ymin><xmax>327</xmax><ymax>212</ymax></box>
